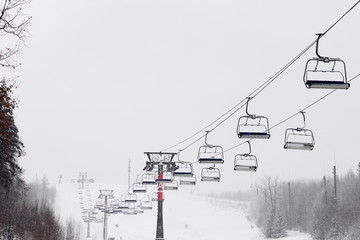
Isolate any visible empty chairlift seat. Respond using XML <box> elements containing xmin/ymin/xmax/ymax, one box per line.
<box><xmin>123</xmin><ymin>193</ymin><xmax>137</xmax><ymax>203</ymax></box>
<box><xmin>164</xmin><ymin>180</ymin><xmax>179</xmax><ymax>191</ymax></box>
<box><xmin>284</xmin><ymin>112</ymin><xmax>315</xmax><ymax>151</ymax></box>
<box><xmin>156</xmin><ymin>171</ymin><xmax>173</xmax><ymax>182</ymax></box>
<box><xmin>140</xmin><ymin>196</ymin><xmax>153</xmax><ymax>210</ymax></box>
<box><xmin>198</xmin><ymin>145</ymin><xmax>224</xmax><ymax>164</ymax></box>
<box><xmin>179</xmin><ymin>174</ymin><xmax>197</xmax><ymax>186</ymax></box>
<box><xmin>304</xmin><ymin>33</ymin><xmax>349</xmax><ymax>90</ymax></box>
<box><xmin>151</xmin><ymin>191</ymin><xmax>164</xmax><ymax>201</ymax></box>
<box><xmin>118</xmin><ymin>201</ymin><xmax>130</xmax><ymax>209</ymax></box>
<box><xmin>304</xmin><ymin>58</ymin><xmax>349</xmax><ymax>89</ymax></box>
<box><xmin>141</xmin><ymin>172</ymin><xmax>157</xmax><ymax>185</ymax></box>
<box><xmin>198</xmin><ymin>131</ymin><xmax>225</xmax><ymax>164</ymax></box>
<box><xmin>234</xmin><ymin>154</ymin><xmax>258</xmax><ymax>172</ymax></box>
<box><xmin>237</xmin><ymin>97</ymin><xmax>270</xmax><ymax>139</ymax></box>
<box><xmin>234</xmin><ymin>141</ymin><xmax>258</xmax><ymax>171</ymax></box>
<box><xmin>173</xmin><ymin>162</ymin><xmax>194</xmax><ymax>177</ymax></box>
<box><xmin>133</xmin><ymin>183</ymin><xmax>147</xmax><ymax>193</ymax></box>
<box><xmin>284</xmin><ymin>128</ymin><xmax>315</xmax><ymax>150</ymax></box>
<box><xmin>201</xmin><ymin>167</ymin><xmax>221</xmax><ymax>182</ymax></box>
<box><xmin>237</xmin><ymin>115</ymin><xmax>270</xmax><ymax>139</ymax></box>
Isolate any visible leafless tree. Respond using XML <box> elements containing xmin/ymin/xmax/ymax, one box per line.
<box><xmin>0</xmin><ymin>0</ymin><xmax>31</xmax><ymax>69</ymax></box>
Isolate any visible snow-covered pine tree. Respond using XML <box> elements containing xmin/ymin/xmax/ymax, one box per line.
<box><xmin>271</xmin><ymin>210</ymin><xmax>287</xmax><ymax>238</ymax></box>
<box><xmin>264</xmin><ymin>210</ymin><xmax>275</xmax><ymax>238</ymax></box>
<box><xmin>328</xmin><ymin>215</ymin><xmax>344</xmax><ymax>240</ymax></box>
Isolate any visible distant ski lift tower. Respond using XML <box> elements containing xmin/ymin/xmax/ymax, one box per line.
<box><xmin>143</xmin><ymin>152</ymin><xmax>177</xmax><ymax>240</ymax></box>
<box><xmin>79</xmin><ymin>172</ymin><xmax>87</xmax><ymax>189</ymax></box>
<box><xmin>128</xmin><ymin>159</ymin><xmax>131</xmax><ymax>187</ymax></box>
<box><xmin>99</xmin><ymin>190</ymin><xmax>114</xmax><ymax>240</ymax></box>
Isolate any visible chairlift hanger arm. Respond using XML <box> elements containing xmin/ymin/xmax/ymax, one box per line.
<box><xmin>298</xmin><ymin>111</ymin><xmax>306</xmax><ymax>130</ymax></box>
<box><xmin>245</xmin><ymin>97</ymin><xmax>256</xmax><ymax>118</ymax></box>
<box><xmin>315</xmin><ymin>33</ymin><xmax>328</xmax><ymax>61</ymax></box>
<box><xmin>204</xmin><ymin>130</ymin><xmax>214</xmax><ymax>147</ymax></box>
<box><xmin>246</xmin><ymin>141</ymin><xmax>252</xmax><ymax>155</ymax></box>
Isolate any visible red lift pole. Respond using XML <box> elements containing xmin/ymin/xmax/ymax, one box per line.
<box><xmin>156</xmin><ymin>164</ymin><xmax>164</xmax><ymax>240</ymax></box>
<box><xmin>143</xmin><ymin>152</ymin><xmax>177</xmax><ymax>240</ymax></box>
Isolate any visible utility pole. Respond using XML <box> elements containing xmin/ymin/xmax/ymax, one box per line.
<box><xmin>99</xmin><ymin>190</ymin><xmax>114</xmax><ymax>240</ymax></box>
<box><xmin>288</xmin><ymin>182</ymin><xmax>292</xmax><ymax>230</ymax></box>
<box><xmin>86</xmin><ymin>211</ymin><xmax>91</xmax><ymax>239</ymax></box>
<box><xmin>333</xmin><ymin>165</ymin><xmax>337</xmax><ymax>199</ymax></box>
<box><xmin>323</xmin><ymin>176</ymin><xmax>327</xmax><ymax>204</ymax></box>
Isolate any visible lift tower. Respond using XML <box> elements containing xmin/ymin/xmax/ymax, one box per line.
<box><xmin>144</xmin><ymin>152</ymin><xmax>177</xmax><ymax>240</ymax></box>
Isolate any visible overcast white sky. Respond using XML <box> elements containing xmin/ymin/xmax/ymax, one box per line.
<box><xmin>11</xmin><ymin>0</ymin><xmax>360</xmax><ymax>192</ymax></box>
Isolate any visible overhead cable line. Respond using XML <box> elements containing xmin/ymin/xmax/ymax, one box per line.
<box><xmin>161</xmin><ymin>0</ymin><xmax>360</xmax><ymax>153</ymax></box>
<box><xmin>222</xmin><ymin>73</ymin><xmax>360</xmax><ymax>155</ymax></box>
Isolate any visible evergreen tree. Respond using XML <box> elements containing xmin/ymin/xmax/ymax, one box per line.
<box><xmin>272</xmin><ymin>210</ymin><xmax>287</xmax><ymax>238</ymax></box>
<box><xmin>264</xmin><ymin>210</ymin><xmax>275</xmax><ymax>238</ymax></box>
<box><xmin>328</xmin><ymin>215</ymin><xmax>343</xmax><ymax>240</ymax></box>
<box><xmin>0</xmin><ymin>80</ymin><xmax>24</xmax><ymax>191</ymax></box>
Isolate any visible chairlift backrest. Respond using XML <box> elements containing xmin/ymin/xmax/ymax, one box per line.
<box><xmin>179</xmin><ymin>175</ymin><xmax>197</xmax><ymax>185</ymax></box>
<box><xmin>156</xmin><ymin>171</ymin><xmax>173</xmax><ymax>182</ymax></box>
<box><xmin>237</xmin><ymin>116</ymin><xmax>270</xmax><ymax>139</ymax></box>
<box><xmin>284</xmin><ymin>128</ymin><xmax>315</xmax><ymax>150</ymax></box>
<box><xmin>304</xmin><ymin>58</ymin><xmax>349</xmax><ymax>89</ymax></box>
<box><xmin>164</xmin><ymin>180</ymin><xmax>179</xmax><ymax>191</ymax></box>
<box><xmin>140</xmin><ymin>197</ymin><xmax>153</xmax><ymax>210</ymax></box>
<box><xmin>118</xmin><ymin>201</ymin><xmax>130</xmax><ymax>209</ymax></box>
<box><xmin>234</xmin><ymin>154</ymin><xmax>258</xmax><ymax>172</ymax></box>
<box><xmin>237</xmin><ymin>98</ymin><xmax>270</xmax><ymax>139</ymax></box>
<box><xmin>173</xmin><ymin>162</ymin><xmax>194</xmax><ymax>177</ymax></box>
<box><xmin>133</xmin><ymin>183</ymin><xmax>147</xmax><ymax>193</ymax></box>
<box><xmin>201</xmin><ymin>167</ymin><xmax>221</xmax><ymax>182</ymax></box>
<box><xmin>142</xmin><ymin>172</ymin><xmax>157</xmax><ymax>185</ymax></box>
<box><xmin>198</xmin><ymin>145</ymin><xmax>224</xmax><ymax>164</ymax></box>
<box><xmin>304</xmin><ymin>34</ymin><xmax>349</xmax><ymax>90</ymax></box>
<box><xmin>124</xmin><ymin>193</ymin><xmax>137</xmax><ymax>203</ymax></box>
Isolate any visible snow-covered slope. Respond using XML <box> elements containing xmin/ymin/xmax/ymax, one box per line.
<box><xmin>55</xmin><ymin>182</ymin><xmax>312</xmax><ymax>240</ymax></box>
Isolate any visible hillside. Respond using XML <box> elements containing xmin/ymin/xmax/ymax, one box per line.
<box><xmin>55</xmin><ymin>182</ymin><xmax>312</xmax><ymax>240</ymax></box>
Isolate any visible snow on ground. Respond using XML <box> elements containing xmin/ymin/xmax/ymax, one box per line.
<box><xmin>55</xmin><ymin>182</ymin><xmax>312</xmax><ymax>240</ymax></box>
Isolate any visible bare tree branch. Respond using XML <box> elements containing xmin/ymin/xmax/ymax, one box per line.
<box><xmin>0</xmin><ymin>0</ymin><xmax>31</xmax><ymax>69</ymax></box>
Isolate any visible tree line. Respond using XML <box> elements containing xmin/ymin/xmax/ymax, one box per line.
<box><xmin>249</xmin><ymin>164</ymin><xmax>360</xmax><ymax>239</ymax></box>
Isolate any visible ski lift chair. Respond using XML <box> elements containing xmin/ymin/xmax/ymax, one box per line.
<box><xmin>118</xmin><ymin>201</ymin><xmax>130</xmax><ymax>209</ymax></box>
<box><xmin>109</xmin><ymin>199</ymin><xmax>119</xmax><ymax>208</ymax></box>
<box><xmin>284</xmin><ymin>112</ymin><xmax>315</xmax><ymax>151</ymax></box>
<box><xmin>156</xmin><ymin>171</ymin><xmax>173</xmax><ymax>183</ymax></box>
<box><xmin>237</xmin><ymin>97</ymin><xmax>270</xmax><ymax>139</ymax></box>
<box><xmin>234</xmin><ymin>141</ymin><xmax>258</xmax><ymax>171</ymax></box>
<box><xmin>179</xmin><ymin>174</ymin><xmax>197</xmax><ymax>186</ymax></box>
<box><xmin>122</xmin><ymin>209</ymin><xmax>137</xmax><ymax>215</ymax></box>
<box><xmin>133</xmin><ymin>182</ymin><xmax>147</xmax><ymax>193</ymax></box>
<box><xmin>123</xmin><ymin>192</ymin><xmax>137</xmax><ymax>203</ymax></box>
<box><xmin>304</xmin><ymin>34</ymin><xmax>349</xmax><ymax>90</ymax></box>
<box><xmin>198</xmin><ymin>131</ymin><xmax>224</xmax><ymax>164</ymax></box>
<box><xmin>164</xmin><ymin>180</ymin><xmax>179</xmax><ymax>191</ymax></box>
<box><xmin>173</xmin><ymin>150</ymin><xmax>194</xmax><ymax>177</ymax></box>
<box><xmin>173</xmin><ymin>162</ymin><xmax>194</xmax><ymax>177</ymax></box>
<box><xmin>151</xmin><ymin>191</ymin><xmax>164</xmax><ymax>201</ymax></box>
<box><xmin>201</xmin><ymin>166</ymin><xmax>221</xmax><ymax>182</ymax></box>
<box><xmin>134</xmin><ymin>207</ymin><xmax>144</xmax><ymax>214</ymax></box>
<box><xmin>95</xmin><ymin>199</ymin><xmax>104</xmax><ymax>208</ymax></box>
<box><xmin>141</xmin><ymin>172</ymin><xmax>157</xmax><ymax>185</ymax></box>
<box><xmin>151</xmin><ymin>192</ymin><xmax>158</xmax><ymax>202</ymax></box>
<box><xmin>140</xmin><ymin>196</ymin><xmax>153</xmax><ymax>210</ymax></box>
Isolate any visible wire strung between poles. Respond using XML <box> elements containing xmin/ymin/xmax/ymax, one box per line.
<box><xmin>161</xmin><ymin>1</ymin><xmax>360</xmax><ymax>153</ymax></box>
<box><xmin>222</xmin><ymin>73</ymin><xmax>360</xmax><ymax>155</ymax></box>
